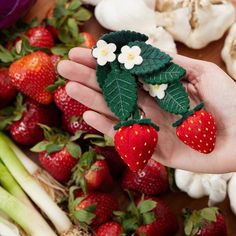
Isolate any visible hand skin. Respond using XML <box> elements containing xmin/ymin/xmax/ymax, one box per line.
<box><xmin>57</xmin><ymin>47</ymin><xmax>236</xmax><ymax>173</ymax></box>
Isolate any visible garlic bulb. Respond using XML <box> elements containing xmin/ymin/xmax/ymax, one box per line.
<box><xmin>228</xmin><ymin>173</ymin><xmax>236</xmax><ymax>215</ymax></box>
<box><xmin>94</xmin><ymin>0</ymin><xmax>177</xmax><ymax>52</ymax></box>
<box><xmin>158</xmin><ymin>0</ymin><xmax>235</xmax><ymax>49</ymax></box>
<box><xmin>175</xmin><ymin>169</ymin><xmax>233</xmax><ymax>206</ymax></box>
<box><xmin>82</xmin><ymin>0</ymin><xmax>103</xmax><ymax>6</ymax></box>
<box><xmin>221</xmin><ymin>23</ymin><xmax>236</xmax><ymax>81</ymax></box>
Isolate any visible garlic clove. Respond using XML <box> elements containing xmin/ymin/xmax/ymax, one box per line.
<box><xmin>228</xmin><ymin>173</ymin><xmax>236</xmax><ymax>215</ymax></box>
<box><xmin>82</xmin><ymin>0</ymin><xmax>103</xmax><ymax>6</ymax></box>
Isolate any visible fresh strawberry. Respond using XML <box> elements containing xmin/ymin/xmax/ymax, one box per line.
<box><xmin>114</xmin><ymin>123</ymin><xmax>158</xmax><ymax>172</ymax></box>
<box><xmin>80</xmin><ymin>32</ymin><xmax>96</xmax><ymax>49</ymax></box>
<box><xmin>183</xmin><ymin>207</ymin><xmax>227</xmax><ymax>236</ymax></box>
<box><xmin>46</xmin><ymin>25</ymin><xmax>59</xmax><ymax>39</ymax></box>
<box><xmin>50</xmin><ymin>54</ymin><xmax>61</xmax><ymax>69</ymax></box>
<box><xmin>8</xmin><ymin>96</ymin><xmax>60</xmax><ymax>145</ymax></box>
<box><xmin>70</xmin><ymin>190</ymin><xmax>118</xmax><ymax>228</ymax></box>
<box><xmin>95</xmin><ymin>221</ymin><xmax>123</xmax><ymax>236</ymax></box>
<box><xmin>26</xmin><ymin>26</ymin><xmax>55</xmax><ymax>48</ymax></box>
<box><xmin>9</xmin><ymin>51</ymin><xmax>56</xmax><ymax>105</ymax></box>
<box><xmin>54</xmin><ymin>83</ymin><xmax>90</xmax><ymax>116</ymax></box>
<box><xmin>176</xmin><ymin>110</ymin><xmax>216</xmax><ymax>153</ymax></box>
<box><xmin>70</xmin><ymin>150</ymin><xmax>113</xmax><ymax>193</ymax></box>
<box><xmin>135</xmin><ymin>197</ymin><xmax>179</xmax><ymax>236</ymax></box>
<box><xmin>62</xmin><ymin>113</ymin><xmax>98</xmax><ymax>135</ymax></box>
<box><xmin>0</xmin><ymin>68</ymin><xmax>17</xmax><ymax>108</ymax></box>
<box><xmin>122</xmin><ymin>159</ymin><xmax>169</xmax><ymax>195</ymax></box>
<box><xmin>31</xmin><ymin>126</ymin><xmax>82</xmax><ymax>183</ymax></box>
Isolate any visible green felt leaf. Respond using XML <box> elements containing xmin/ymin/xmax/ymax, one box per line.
<box><xmin>138</xmin><ymin>200</ymin><xmax>157</xmax><ymax>214</ymax></box>
<box><xmin>96</xmin><ymin>64</ymin><xmax>111</xmax><ymax>89</ymax></box>
<box><xmin>157</xmin><ymin>82</ymin><xmax>190</xmax><ymax>115</ymax></box>
<box><xmin>101</xmin><ymin>30</ymin><xmax>148</xmax><ymax>50</ymax></box>
<box><xmin>103</xmin><ymin>68</ymin><xmax>137</xmax><ymax>121</ymax></box>
<box><xmin>142</xmin><ymin>63</ymin><xmax>186</xmax><ymax>84</ymax></box>
<box><xmin>127</xmin><ymin>41</ymin><xmax>172</xmax><ymax>76</ymax></box>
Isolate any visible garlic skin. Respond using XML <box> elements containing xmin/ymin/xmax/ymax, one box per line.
<box><xmin>82</xmin><ymin>0</ymin><xmax>103</xmax><ymax>6</ymax></box>
<box><xmin>175</xmin><ymin>169</ymin><xmax>232</xmax><ymax>206</ymax></box>
<box><xmin>228</xmin><ymin>173</ymin><xmax>236</xmax><ymax>215</ymax></box>
<box><xmin>158</xmin><ymin>0</ymin><xmax>235</xmax><ymax>49</ymax></box>
<box><xmin>94</xmin><ymin>0</ymin><xmax>177</xmax><ymax>53</ymax></box>
<box><xmin>221</xmin><ymin>23</ymin><xmax>236</xmax><ymax>81</ymax></box>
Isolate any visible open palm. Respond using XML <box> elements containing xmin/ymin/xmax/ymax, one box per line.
<box><xmin>57</xmin><ymin>48</ymin><xmax>236</xmax><ymax>173</ymax></box>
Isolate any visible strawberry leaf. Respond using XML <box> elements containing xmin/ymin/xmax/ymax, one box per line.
<box><xmin>142</xmin><ymin>63</ymin><xmax>186</xmax><ymax>84</ymax></box>
<box><xmin>79</xmin><ymin>150</ymin><xmax>96</xmax><ymax>168</ymax></box>
<box><xmin>138</xmin><ymin>200</ymin><xmax>157</xmax><ymax>214</ymax></box>
<box><xmin>184</xmin><ymin>220</ymin><xmax>194</xmax><ymax>236</ymax></box>
<box><xmin>142</xmin><ymin>212</ymin><xmax>156</xmax><ymax>225</ymax></box>
<box><xmin>66</xmin><ymin>142</ymin><xmax>82</xmax><ymax>158</ymax></box>
<box><xmin>200</xmin><ymin>207</ymin><xmax>218</xmax><ymax>222</ymax></box>
<box><xmin>30</xmin><ymin>141</ymin><xmax>50</xmax><ymax>152</ymax></box>
<box><xmin>70</xmin><ymin>131</ymin><xmax>85</xmax><ymax>142</ymax></box>
<box><xmin>50</xmin><ymin>46</ymin><xmax>69</xmax><ymax>57</ymax></box>
<box><xmin>157</xmin><ymin>81</ymin><xmax>190</xmax><ymax>115</ymax></box>
<box><xmin>74</xmin><ymin>209</ymin><xmax>96</xmax><ymax>224</ymax></box>
<box><xmin>127</xmin><ymin>41</ymin><xmax>172</xmax><ymax>76</ymax></box>
<box><xmin>122</xmin><ymin>217</ymin><xmax>139</xmax><ymax>233</ymax></box>
<box><xmin>46</xmin><ymin>143</ymin><xmax>63</xmax><ymax>154</ymax></box>
<box><xmin>74</xmin><ymin>8</ymin><xmax>92</xmax><ymax>21</ymax></box>
<box><xmin>85</xmin><ymin>204</ymin><xmax>96</xmax><ymax>213</ymax></box>
<box><xmin>68</xmin><ymin>0</ymin><xmax>82</xmax><ymax>10</ymax></box>
<box><xmin>103</xmin><ymin>65</ymin><xmax>137</xmax><ymax>121</ymax></box>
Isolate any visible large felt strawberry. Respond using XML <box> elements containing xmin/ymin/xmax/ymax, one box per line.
<box><xmin>9</xmin><ymin>51</ymin><xmax>56</xmax><ymax>105</ymax></box>
<box><xmin>176</xmin><ymin>110</ymin><xmax>216</xmax><ymax>154</ymax></box>
<box><xmin>114</xmin><ymin>123</ymin><xmax>158</xmax><ymax>172</ymax></box>
<box><xmin>183</xmin><ymin>207</ymin><xmax>227</xmax><ymax>236</ymax></box>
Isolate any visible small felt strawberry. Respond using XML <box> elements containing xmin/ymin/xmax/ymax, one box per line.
<box><xmin>69</xmin><ymin>190</ymin><xmax>118</xmax><ymax>228</ymax></box>
<box><xmin>114</xmin><ymin>123</ymin><xmax>158</xmax><ymax>172</ymax></box>
<box><xmin>95</xmin><ymin>221</ymin><xmax>123</xmax><ymax>236</ymax></box>
<box><xmin>9</xmin><ymin>51</ymin><xmax>56</xmax><ymax>105</ymax></box>
<box><xmin>122</xmin><ymin>159</ymin><xmax>169</xmax><ymax>195</ymax></box>
<box><xmin>176</xmin><ymin>110</ymin><xmax>216</xmax><ymax>154</ymax></box>
<box><xmin>183</xmin><ymin>207</ymin><xmax>227</xmax><ymax>236</ymax></box>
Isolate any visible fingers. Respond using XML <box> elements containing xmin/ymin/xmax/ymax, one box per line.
<box><xmin>57</xmin><ymin>60</ymin><xmax>100</xmax><ymax>91</ymax></box>
<box><xmin>66</xmin><ymin>81</ymin><xmax>115</xmax><ymax>117</ymax></box>
<box><xmin>68</xmin><ymin>47</ymin><xmax>96</xmax><ymax>69</ymax></box>
<box><xmin>83</xmin><ymin>111</ymin><xmax>116</xmax><ymax>137</ymax></box>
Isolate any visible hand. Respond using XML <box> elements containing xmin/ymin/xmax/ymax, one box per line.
<box><xmin>57</xmin><ymin>47</ymin><xmax>236</xmax><ymax>173</ymax></box>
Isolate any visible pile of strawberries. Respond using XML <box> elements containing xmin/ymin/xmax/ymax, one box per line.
<box><xmin>0</xmin><ymin>1</ymin><xmax>228</xmax><ymax>236</ymax></box>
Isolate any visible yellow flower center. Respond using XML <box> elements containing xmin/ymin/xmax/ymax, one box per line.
<box><xmin>127</xmin><ymin>52</ymin><xmax>135</xmax><ymax>60</ymax></box>
<box><xmin>153</xmin><ymin>84</ymin><xmax>160</xmax><ymax>89</ymax></box>
<box><xmin>100</xmin><ymin>48</ymin><xmax>109</xmax><ymax>56</ymax></box>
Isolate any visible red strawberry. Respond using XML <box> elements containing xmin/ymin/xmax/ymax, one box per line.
<box><xmin>50</xmin><ymin>54</ymin><xmax>61</xmax><ymax>69</ymax></box>
<box><xmin>9</xmin><ymin>51</ymin><xmax>56</xmax><ymax>105</ymax></box>
<box><xmin>31</xmin><ymin>126</ymin><xmax>82</xmax><ymax>183</ymax></box>
<box><xmin>54</xmin><ymin>84</ymin><xmax>90</xmax><ymax>116</ymax></box>
<box><xmin>183</xmin><ymin>207</ymin><xmax>227</xmax><ymax>236</ymax></box>
<box><xmin>114</xmin><ymin>124</ymin><xmax>158</xmax><ymax>172</ymax></box>
<box><xmin>95</xmin><ymin>222</ymin><xmax>123</xmax><ymax>236</ymax></box>
<box><xmin>46</xmin><ymin>25</ymin><xmax>59</xmax><ymax>39</ymax></box>
<box><xmin>62</xmin><ymin>113</ymin><xmax>98</xmax><ymax>135</ymax></box>
<box><xmin>0</xmin><ymin>68</ymin><xmax>17</xmax><ymax>108</ymax></box>
<box><xmin>176</xmin><ymin>110</ymin><xmax>216</xmax><ymax>153</ymax></box>
<box><xmin>122</xmin><ymin>159</ymin><xmax>169</xmax><ymax>195</ymax></box>
<box><xmin>135</xmin><ymin>197</ymin><xmax>179</xmax><ymax>236</ymax></box>
<box><xmin>80</xmin><ymin>32</ymin><xmax>96</xmax><ymax>49</ymax></box>
<box><xmin>71</xmin><ymin>191</ymin><xmax>118</xmax><ymax>228</ymax></box>
<box><xmin>9</xmin><ymin>97</ymin><xmax>60</xmax><ymax>145</ymax></box>
<box><xmin>26</xmin><ymin>26</ymin><xmax>55</xmax><ymax>48</ymax></box>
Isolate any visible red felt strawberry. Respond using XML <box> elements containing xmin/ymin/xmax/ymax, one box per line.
<box><xmin>9</xmin><ymin>51</ymin><xmax>56</xmax><ymax>105</ymax></box>
<box><xmin>70</xmin><ymin>190</ymin><xmax>118</xmax><ymax>228</ymax></box>
<box><xmin>122</xmin><ymin>159</ymin><xmax>169</xmax><ymax>195</ymax></box>
<box><xmin>0</xmin><ymin>68</ymin><xmax>17</xmax><ymax>108</ymax></box>
<box><xmin>31</xmin><ymin>126</ymin><xmax>82</xmax><ymax>183</ymax></box>
<box><xmin>183</xmin><ymin>207</ymin><xmax>227</xmax><ymax>236</ymax></box>
<box><xmin>54</xmin><ymin>83</ymin><xmax>90</xmax><ymax>117</ymax></box>
<box><xmin>176</xmin><ymin>110</ymin><xmax>216</xmax><ymax>154</ymax></box>
<box><xmin>95</xmin><ymin>222</ymin><xmax>123</xmax><ymax>236</ymax></box>
<box><xmin>114</xmin><ymin>123</ymin><xmax>158</xmax><ymax>172</ymax></box>
<box><xmin>26</xmin><ymin>26</ymin><xmax>55</xmax><ymax>48</ymax></box>
<box><xmin>80</xmin><ymin>32</ymin><xmax>96</xmax><ymax>49</ymax></box>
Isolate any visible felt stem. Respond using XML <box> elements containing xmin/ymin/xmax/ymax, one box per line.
<box><xmin>132</xmin><ymin>106</ymin><xmax>141</xmax><ymax>120</ymax></box>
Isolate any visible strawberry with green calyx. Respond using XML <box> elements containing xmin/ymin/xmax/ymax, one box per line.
<box><xmin>9</xmin><ymin>51</ymin><xmax>56</xmax><ymax>104</ymax></box>
<box><xmin>121</xmin><ymin>159</ymin><xmax>169</xmax><ymax>196</ymax></box>
<box><xmin>31</xmin><ymin>125</ymin><xmax>83</xmax><ymax>183</ymax></box>
<box><xmin>84</xmin><ymin>133</ymin><xmax>126</xmax><ymax>179</ymax></box>
<box><xmin>0</xmin><ymin>93</ymin><xmax>60</xmax><ymax>145</ymax></box>
<box><xmin>183</xmin><ymin>207</ymin><xmax>227</xmax><ymax>236</ymax></box>
<box><xmin>114</xmin><ymin>119</ymin><xmax>159</xmax><ymax>172</ymax></box>
<box><xmin>80</xmin><ymin>32</ymin><xmax>96</xmax><ymax>49</ymax></box>
<box><xmin>69</xmin><ymin>150</ymin><xmax>113</xmax><ymax>194</ymax></box>
<box><xmin>68</xmin><ymin>187</ymin><xmax>118</xmax><ymax>229</ymax></box>
<box><xmin>173</xmin><ymin>103</ymin><xmax>216</xmax><ymax>154</ymax></box>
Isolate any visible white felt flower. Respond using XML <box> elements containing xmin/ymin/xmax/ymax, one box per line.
<box><xmin>143</xmin><ymin>83</ymin><xmax>168</xmax><ymax>99</ymax></box>
<box><xmin>92</xmin><ymin>40</ymin><xmax>116</xmax><ymax>66</ymax></box>
<box><xmin>118</xmin><ymin>45</ymin><xmax>143</xmax><ymax>69</ymax></box>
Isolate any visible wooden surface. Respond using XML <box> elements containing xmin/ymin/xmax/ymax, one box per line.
<box><xmin>24</xmin><ymin>1</ymin><xmax>236</xmax><ymax>235</ymax></box>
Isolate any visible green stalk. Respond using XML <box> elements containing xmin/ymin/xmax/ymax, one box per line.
<box><xmin>0</xmin><ymin>186</ymin><xmax>56</xmax><ymax>236</ymax></box>
<box><xmin>0</xmin><ymin>132</ymin><xmax>72</xmax><ymax>234</ymax></box>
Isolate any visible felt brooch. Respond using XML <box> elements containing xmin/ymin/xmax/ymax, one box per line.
<box><xmin>92</xmin><ymin>30</ymin><xmax>217</xmax><ymax>172</ymax></box>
